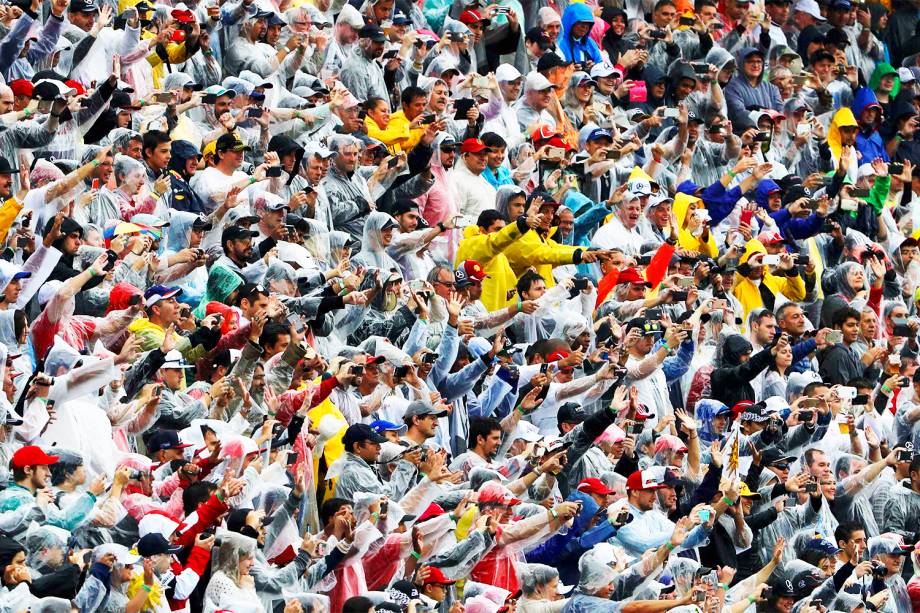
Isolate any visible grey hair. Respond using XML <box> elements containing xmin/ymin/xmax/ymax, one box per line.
<box><xmin>426</xmin><ymin>265</ymin><xmax>453</xmax><ymax>284</ymax></box>
<box><xmin>113</xmin><ymin>154</ymin><xmax>145</xmax><ymax>182</ymax></box>
<box><xmin>328</xmin><ymin>134</ymin><xmax>360</xmax><ymax>153</ymax></box>
<box><xmin>111</xmin><ymin>128</ymin><xmax>143</xmax><ymax>150</ymax></box>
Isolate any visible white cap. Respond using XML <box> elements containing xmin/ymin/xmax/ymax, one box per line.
<box><xmin>629</xmin><ymin>178</ymin><xmax>653</xmax><ymax>196</ymax></box>
<box><xmin>338</xmin><ymin>4</ymin><xmax>364</xmax><ymax>28</ymax></box>
<box><xmin>793</xmin><ymin>0</ymin><xmax>825</xmax><ymax>21</ymax></box>
<box><xmin>304</xmin><ymin>143</ymin><xmax>336</xmax><ymax>159</ymax></box>
<box><xmin>161</xmin><ymin>349</ymin><xmax>195</xmax><ymax>369</ymax></box>
<box><xmin>495</xmin><ymin>63</ymin><xmax>522</xmax><ymax>83</ymax></box>
<box><xmin>524</xmin><ymin>71</ymin><xmax>554</xmax><ymax>92</ymax></box>
<box><xmin>538</xmin><ymin>6</ymin><xmax>561</xmax><ymax>25</ymax></box>
<box><xmin>95</xmin><ymin>543</ymin><xmax>141</xmax><ymax>566</ymax></box>
<box><xmin>590</xmin><ymin>62</ymin><xmax>619</xmax><ymax>78</ymax></box>
<box><xmin>899</xmin><ymin>67</ymin><xmax>917</xmax><ymax>83</ymax></box>
<box><xmin>511</xmin><ymin>420</ymin><xmax>543</xmax><ymax>443</ymax></box>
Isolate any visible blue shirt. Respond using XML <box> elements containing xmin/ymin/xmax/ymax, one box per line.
<box><xmin>482</xmin><ymin>165</ymin><xmax>514</xmax><ymax>189</ymax></box>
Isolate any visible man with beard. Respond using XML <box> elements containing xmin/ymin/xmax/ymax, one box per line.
<box><xmin>339</xmin><ymin>25</ymin><xmax>388</xmax><ymax>104</ymax></box>
<box><xmin>214</xmin><ymin>225</ymin><xmax>273</xmax><ymax>284</ymax></box>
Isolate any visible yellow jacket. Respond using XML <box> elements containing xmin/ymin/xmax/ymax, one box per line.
<box><xmin>673</xmin><ymin>193</ymin><xmax>718</xmax><ymax>258</ymax></box>
<box><xmin>0</xmin><ymin>197</ymin><xmax>23</xmax><ymax>246</ymax></box>
<box><xmin>503</xmin><ymin>228</ymin><xmax>580</xmax><ymax>292</ymax></box>
<box><xmin>365</xmin><ymin>115</ymin><xmax>411</xmax><ymax>154</ymax></box>
<box><xmin>456</xmin><ymin>221</ymin><xmax>524</xmax><ymax>312</ymax></box>
<box><xmin>731</xmin><ymin>239</ymin><xmax>806</xmax><ymax>323</ymax></box>
<box><xmin>307</xmin><ymin>385</ymin><xmax>348</xmax><ymax>503</ymax></box>
<box><xmin>141</xmin><ymin>29</ymin><xmax>194</xmax><ymax>89</ymax></box>
<box><xmin>368</xmin><ymin>110</ymin><xmax>424</xmax><ymax>154</ymax></box>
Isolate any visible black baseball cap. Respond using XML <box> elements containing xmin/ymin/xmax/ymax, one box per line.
<box><xmin>226</xmin><ymin>508</ymin><xmax>275</xmax><ymax>534</ymax></box>
<box><xmin>137</xmin><ymin>533</ymin><xmax>182</xmax><ymax>557</ymax></box>
<box><xmin>0</xmin><ymin>157</ymin><xmax>18</xmax><ymax>175</ymax></box>
<box><xmin>783</xmin><ymin>184</ymin><xmax>814</xmax><ymax>206</ymax></box>
<box><xmin>761</xmin><ymin>447</ymin><xmax>796</xmax><ymax>467</ymax></box>
<box><xmin>69</xmin><ymin>0</ymin><xmax>98</xmax><ymax>12</ymax></box>
<box><xmin>215</xmin><ymin>133</ymin><xmax>251</xmax><ymax>152</ymax></box>
<box><xmin>558</xmin><ymin>402</ymin><xmax>587</xmax><ymax>425</ymax></box>
<box><xmin>146</xmin><ymin>429</ymin><xmax>192</xmax><ymax>453</ymax></box>
<box><xmin>359</xmin><ymin>25</ymin><xmax>387</xmax><ymax>41</ymax></box>
<box><xmin>342</xmin><ymin>423</ymin><xmax>387</xmax><ymax>450</ymax></box>
<box><xmin>192</xmin><ymin>216</ymin><xmax>213</xmax><ymax>232</ymax></box>
<box><xmin>221</xmin><ymin>225</ymin><xmax>258</xmax><ymax>243</ymax></box>
<box><xmin>525</xmin><ymin>26</ymin><xmax>551</xmax><ymax>49</ymax></box>
<box><xmin>391</xmin><ymin>199</ymin><xmax>419</xmax><ymax>217</ymax></box>
<box><xmin>537</xmin><ymin>52</ymin><xmax>573</xmax><ymax>73</ymax></box>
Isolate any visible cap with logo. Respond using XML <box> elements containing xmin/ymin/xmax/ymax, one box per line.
<box><xmin>161</xmin><ymin>349</ymin><xmax>195</xmax><ymax>370</ymax></box>
<box><xmin>137</xmin><ymin>533</ymin><xmax>183</xmax><ymax>557</ymax></box>
<box><xmin>454</xmin><ymin>260</ymin><xmax>489</xmax><ymax>288</ymax></box>
<box><xmin>524</xmin><ymin>72</ymin><xmax>555</xmax><ymax>92</ymax></box>
<box><xmin>403</xmin><ymin>400</ymin><xmax>449</xmax><ymax>420</ymax></box>
<box><xmin>369</xmin><ymin>420</ymin><xmax>408</xmax><ymax>435</ymax></box>
<box><xmin>342</xmin><ymin>423</ymin><xmax>387</xmax><ymax>449</ymax></box>
<box><xmin>576</xmin><ymin>477</ymin><xmax>616</xmax><ymax>496</ymax></box>
<box><xmin>359</xmin><ymin>25</ymin><xmax>387</xmax><ymax>41</ymax></box>
<box><xmin>460</xmin><ymin>138</ymin><xmax>490</xmax><ymax>153</ymax></box>
<box><xmin>147</xmin><ymin>429</ymin><xmax>192</xmax><ymax>452</ymax></box>
<box><xmin>216</xmin><ymin>133</ymin><xmax>251</xmax><ymax>152</ymax></box>
<box><xmin>144</xmin><ymin>285</ymin><xmax>182</xmax><ymax>308</ymax></box>
<box><xmin>626</xmin><ymin>469</ymin><xmax>668</xmax><ymax>490</ymax></box>
<box><xmin>616</xmin><ymin>267</ymin><xmax>651</xmax><ymax>286</ymax></box>
<box><xmin>69</xmin><ymin>0</ymin><xmax>99</xmax><ymax>12</ymax></box>
<box><xmin>477</xmin><ymin>481</ymin><xmax>522</xmax><ymax>507</ymax></box>
<box><xmin>558</xmin><ymin>403</ymin><xmax>588</xmax><ymax>424</ymax></box>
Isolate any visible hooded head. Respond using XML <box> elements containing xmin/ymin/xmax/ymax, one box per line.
<box><xmin>718</xmin><ymin>333</ymin><xmax>754</xmax><ymax>367</ymax></box>
<box><xmin>869</xmin><ymin>63</ymin><xmax>901</xmax><ymax>99</ymax></box>
<box><xmin>561</xmin><ymin>3</ymin><xmax>595</xmax><ymax>43</ymax></box>
<box><xmin>695</xmin><ymin>398</ymin><xmax>732</xmax><ymax>444</ymax></box>
<box><xmin>828</xmin><ymin>107</ymin><xmax>859</xmax><ymax>159</ymax></box>
<box><xmin>851</xmin><ymin>87</ymin><xmax>883</xmax><ymax>128</ymax></box>
<box><xmin>736</xmin><ymin>47</ymin><xmax>766</xmax><ymax>83</ymax></box>
<box><xmin>268</xmin><ymin>134</ymin><xmax>305</xmax><ymax>186</ymax></box>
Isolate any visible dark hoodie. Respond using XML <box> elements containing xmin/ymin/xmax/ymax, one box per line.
<box><xmin>600</xmin><ymin>8</ymin><xmax>629</xmax><ymax>65</ymax></box>
<box><xmin>0</xmin><ymin>536</ymin><xmax>81</xmax><ymax>599</ymax></box>
<box><xmin>44</xmin><ymin>216</ymin><xmax>105</xmax><ymax>292</ymax></box>
<box><xmin>710</xmin><ymin>335</ymin><xmax>775</xmax><ymax>408</ymax></box>
<box><xmin>267</xmin><ymin>134</ymin><xmax>305</xmax><ymax>188</ymax></box>
<box><xmin>167</xmin><ymin>140</ymin><xmax>205</xmax><ymax>214</ymax></box>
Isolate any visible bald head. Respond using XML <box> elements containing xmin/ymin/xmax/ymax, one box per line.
<box><xmin>0</xmin><ymin>85</ymin><xmax>13</xmax><ymax>114</ymax></box>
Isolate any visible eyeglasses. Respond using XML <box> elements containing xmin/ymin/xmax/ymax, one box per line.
<box><xmin>773</xmin><ymin>463</ymin><xmax>790</xmax><ymax>470</ymax></box>
<box><xmin>434</xmin><ymin>279</ymin><xmax>455</xmax><ymax>288</ymax></box>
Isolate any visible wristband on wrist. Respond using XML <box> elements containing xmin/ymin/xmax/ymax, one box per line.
<box><xmin>747</xmin><ymin>595</ymin><xmax>756</xmax><ymax>605</ymax></box>
<box><xmin>666</xmin><ymin>541</ymin><xmax>676</xmax><ymax>551</ymax></box>
<box><xmin>142</xmin><ymin>584</ymin><xmax>153</xmax><ymax>593</ymax></box>
<box><xmin>437</xmin><ymin>221</ymin><xmax>446</xmax><ymax>232</ymax></box>
<box><xmin>549</xmin><ymin>508</ymin><xmax>558</xmax><ymax>520</ymax></box>
<box><xmin>410</xmin><ymin>550</ymin><xmax>421</xmax><ymax>560</ymax></box>
<box><xmin>727</xmin><ymin>170</ymin><xmax>737</xmax><ymax>178</ymax></box>
<box><xmin>249</xmin><ymin>177</ymin><xmax>257</xmax><ymax>184</ymax></box>
<box><xmin>91</xmin><ymin>160</ymin><xmax>100</xmax><ymax>168</ymax></box>
<box><xmin>516</xmin><ymin>300</ymin><xmax>522</xmax><ymax>313</ymax></box>
<box><xmin>722</xmin><ymin>496</ymin><xmax>734</xmax><ymax>506</ymax></box>
<box><xmin>882</xmin><ymin>384</ymin><xmax>892</xmax><ymax>394</ymax></box>
<box><xmin>23</xmin><ymin>108</ymin><xmax>31</xmax><ymax>118</ymax></box>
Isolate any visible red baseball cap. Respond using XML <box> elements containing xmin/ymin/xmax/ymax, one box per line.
<box><xmin>171</xmin><ymin>8</ymin><xmax>195</xmax><ymax>22</ymax></box>
<box><xmin>576</xmin><ymin>477</ymin><xmax>615</xmax><ymax>496</ymax></box>
<box><xmin>478</xmin><ymin>481</ymin><xmax>521</xmax><ymax>507</ymax></box>
<box><xmin>9</xmin><ymin>79</ymin><xmax>33</xmax><ymax>98</ymax></box>
<box><xmin>460</xmin><ymin>138</ymin><xmax>489</xmax><ymax>154</ymax></box>
<box><xmin>545</xmin><ymin>350</ymin><xmax>570</xmax><ymax>363</ymax></box>
<box><xmin>756</xmin><ymin>231</ymin><xmax>785</xmax><ymax>245</ymax></box>
<box><xmin>625</xmin><ymin>469</ymin><xmax>667</xmax><ymax>491</ymax></box>
<box><xmin>64</xmin><ymin>80</ymin><xmax>86</xmax><ymax>96</ymax></box>
<box><xmin>422</xmin><ymin>566</ymin><xmax>457</xmax><ymax>586</ymax></box>
<box><xmin>616</xmin><ymin>267</ymin><xmax>651</xmax><ymax>287</ymax></box>
<box><xmin>459</xmin><ymin>9</ymin><xmax>489</xmax><ymax>25</ymax></box>
<box><xmin>12</xmin><ymin>445</ymin><xmax>59</xmax><ymax>468</ymax></box>
<box><xmin>531</xmin><ymin>124</ymin><xmax>561</xmax><ymax>142</ymax></box>
<box><xmin>546</xmin><ymin>136</ymin><xmax>573</xmax><ymax>151</ymax></box>
<box><xmin>417</xmin><ymin>502</ymin><xmax>446</xmax><ymax>523</ymax></box>
<box><xmin>364</xmin><ymin>355</ymin><xmax>386</xmax><ymax>365</ymax></box>
<box><xmin>455</xmin><ymin>260</ymin><xmax>488</xmax><ymax>287</ymax></box>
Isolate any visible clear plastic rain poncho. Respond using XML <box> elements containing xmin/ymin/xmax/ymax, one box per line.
<box><xmin>277</xmin><ymin>593</ymin><xmax>331</xmax><ymax>613</ymax></box>
<box><xmin>29</xmin><ymin>598</ymin><xmax>72</xmax><ymax>613</ymax></box>
<box><xmin>207</xmin><ymin>532</ymin><xmax>261</xmax><ymax>605</ymax></box>
<box><xmin>301</xmin><ymin>218</ymin><xmax>332</xmax><ymax>268</ymax></box>
<box><xmin>351</xmin><ymin>212</ymin><xmax>401</xmax><ymax>272</ymax></box>
<box><xmin>23</xmin><ymin>524</ymin><xmax>69</xmax><ymax>575</ymax></box>
<box><xmin>866</xmin><ymin>535</ymin><xmax>912</xmax><ymax>613</ymax></box>
<box><xmin>518</xmin><ymin>563</ymin><xmax>560</xmax><ymax>597</ymax></box>
<box><xmin>664</xmin><ymin>556</ymin><xmax>700</xmax><ymax>597</ymax></box>
<box><xmin>576</xmin><ymin>544</ymin><xmax>622</xmax><ymax>594</ymax></box>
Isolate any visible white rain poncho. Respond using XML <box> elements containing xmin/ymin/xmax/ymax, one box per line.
<box><xmin>204</xmin><ymin>532</ymin><xmax>263</xmax><ymax>612</ymax></box>
<box><xmin>352</xmin><ymin>211</ymin><xmax>401</xmax><ymax>272</ymax></box>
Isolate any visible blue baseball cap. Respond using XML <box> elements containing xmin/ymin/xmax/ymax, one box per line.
<box><xmin>370</xmin><ymin>420</ymin><xmax>408</xmax><ymax>436</ymax></box>
<box><xmin>805</xmin><ymin>538</ymin><xmax>840</xmax><ymax>556</ymax></box>
<box><xmin>585</xmin><ymin>128</ymin><xmax>613</xmax><ymax>143</ymax></box>
<box><xmin>144</xmin><ymin>285</ymin><xmax>182</xmax><ymax>308</ymax></box>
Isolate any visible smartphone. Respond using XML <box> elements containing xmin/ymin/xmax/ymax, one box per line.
<box><xmin>573</xmin><ymin>277</ymin><xmax>589</xmax><ymax>291</ymax></box>
<box><xmin>153</xmin><ymin>92</ymin><xmax>173</xmax><ymax>103</ymax></box>
<box><xmin>453</xmin><ymin>215</ymin><xmax>474</xmax><ymax>228</ymax></box>
<box><xmin>676</xmin><ymin>276</ymin><xmax>693</xmax><ymax>288</ymax></box>
<box><xmin>447</xmin><ymin>31</ymin><xmax>464</xmax><ymax>42</ymax></box>
<box><xmin>899</xmin><ymin>376</ymin><xmax>911</xmax><ymax>388</ymax></box>
<box><xmin>394</xmin><ymin>365</ymin><xmax>409</xmax><ymax>378</ymax></box>
<box><xmin>801</xmin><ymin>397</ymin><xmax>821</xmax><ymax>409</ymax></box>
<box><xmin>753</xmin><ymin>131</ymin><xmax>770</xmax><ymax>142</ymax></box>
<box><xmin>382</xmin><ymin>49</ymin><xmax>399</xmax><ymax>59</ymax></box>
<box><xmin>630</xmin><ymin>421</ymin><xmax>644</xmax><ymax>434</ymax></box>
<box><xmin>826</xmin><ymin>330</ymin><xmax>843</xmax><ymax>344</ymax></box>
<box><xmin>798</xmin><ymin>409</ymin><xmax>814</xmax><ymax>421</ymax></box>
<box><xmin>898</xmin><ymin>448</ymin><xmax>913</xmax><ymax>462</ymax></box>
<box><xmin>670</xmin><ymin>290</ymin><xmax>688</xmax><ymax>301</ymax></box>
<box><xmin>604</xmin><ymin>149</ymin><xmax>622</xmax><ymax>160</ymax></box>
<box><xmin>681</xmin><ymin>16</ymin><xmax>697</xmax><ymax>26</ymax></box>
<box><xmin>540</xmin><ymin>363</ymin><xmax>549</xmax><ymax>374</ymax></box>
<box><xmin>796</xmin><ymin>123</ymin><xmax>810</xmax><ymax>137</ymax></box>
<box><xmin>452</xmin><ymin>97</ymin><xmax>476</xmax><ymax>120</ymax></box>
<box><xmin>889</xmin><ymin>162</ymin><xmax>904</xmax><ymax>175</ymax></box>
<box><xmin>615</xmin><ymin>508</ymin><xmax>630</xmax><ymax>524</ymax></box>
<box><xmin>739</xmin><ymin>209</ymin><xmax>754</xmax><ymax>226</ymax></box>
<box><xmin>629</xmin><ymin>81</ymin><xmax>647</xmax><ymax>103</ymax></box>
<box><xmin>545</xmin><ymin>146</ymin><xmax>567</xmax><ymax>159</ymax></box>
<box><xmin>804</xmin><ymin>480</ymin><xmax>818</xmax><ymax>493</ymax></box>
<box><xmin>636</xmin><ymin>255</ymin><xmax>652</xmax><ymax>266</ymax></box>
<box><xmin>837</xmin><ymin>386</ymin><xmax>857</xmax><ymax>400</ymax></box>
<box><xmin>421</xmin><ymin>352</ymin><xmax>438</xmax><ymax>364</ymax></box>
<box><xmin>761</xmin><ymin>254</ymin><xmax>781</xmax><ymax>266</ymax></box>
<box><xmin>420</xmin><ymin>113</ymin><xmax>437</xmax><ymax>125</ymax></box>
<box><xmin>247</xmin><ymin>107</ymin><xmax>264</xmax><ymax>118</ymax></box>
<box><xmin>265</xmin><ymin>166</ymin><xmax>283</xmax><ymax>178</ymax></box>
<box><xmin>286</xmin><ymin>450</ymin><xmax>299</xmax><ymax>464</ymax></box>
<box><xmin>202</xmin><ymin>93</ymin><xmax>218</xmax><ymax>104</ymax></box>
<box><xmin>892</xmin><ymin>317</ymin><xmax>914</xmax><ymax>337</ymax></box>
<box><xmin>663</xmin><ymin>107</ymin><xmax>680</xmax><ymax>120</ymax></box>
<box><xmin>15</xmin><ymin>236</ymin><xmax>29</xmax><ymax>248</ymax></box>
<box><xmin>794</xmin><ymin>74</ymin><xmax>810</xmax><ymax>85</ymax></box>
<box><xmin>850</xmin><ymin>187</ymin><xmax>871</xmax><ymax>198</ymax></box>
<box><xmin>853</xmin><ymin>394</ymin><xmax>870</xmax><ymax>405</ymax></box>
<box><xmin>798</xmin><ymin>254</ymin><xmax>810</xmax><ymax>265</ymax></box>
<box><xmin>647</xmin><ymin>29</ymin><xmax>667</xmax><ymax>39</ymax></box>
<box><xmin>104</xmin><ymin>249</ymin><xmax>117</xmax><ymax>272</ymax></box>
<box><xmin>350</xmin><ymin>365</ymin><xmax>364</xmax><ymax>376</ymax></box>
<box><xmin>387</xmin><ymin>156</ymin><xmax>400</xmax><ymax>169</ymax></box>
<box><xmin>837</xmin><ymin>63</ymin><xmax>847</xmax><ymax>75</ymax></box>
<box><xmin>91</xmin><ymin>178</ymin><xmax>100</xmax><ymax>190</ymax></box>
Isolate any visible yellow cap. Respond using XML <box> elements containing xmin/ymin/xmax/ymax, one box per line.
<box><xmin>202</xmin><ymin>140</ymin><xmax>217</xmax><ymax>157</ymax></box>
<box><xmin>739</xmin><ymin>482</ymin><xmax>761</xmax><ymax>498</ymax></box>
